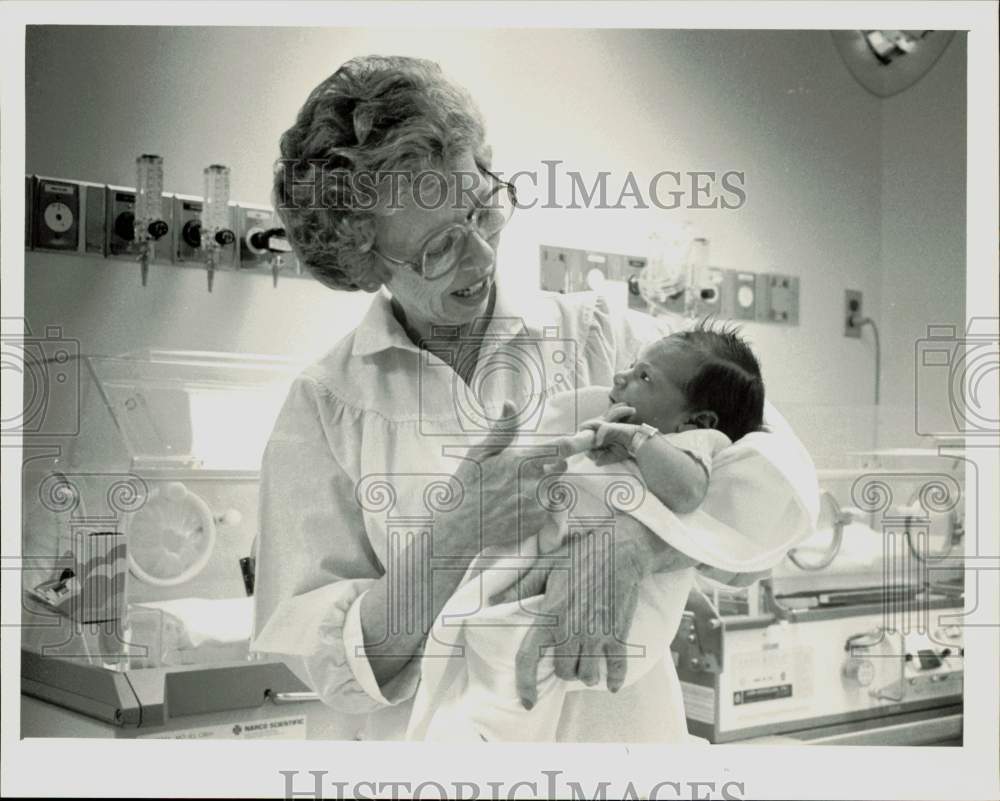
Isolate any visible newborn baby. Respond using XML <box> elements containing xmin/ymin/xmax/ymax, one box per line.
<box><xmin>407</xmin><ymin>324</ymin><xmax>812</xmax><ymax>742</ymax></box>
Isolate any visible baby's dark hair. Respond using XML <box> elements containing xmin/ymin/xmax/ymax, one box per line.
<box><xmin>669</xmin><ymin>319</ymin><xmax>765</xmax><ymax>442</ymax></box>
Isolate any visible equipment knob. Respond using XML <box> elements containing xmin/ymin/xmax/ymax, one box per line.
<box><xmin>249</xmin><ymin>227</ymin><xmax>292</xmax><ymax>255</ymax></box>
<box><xmin>115</xmin><ymin>211</ymin><xmax>136</xmax><ymax>241</ymax></box>
<box><xmin>148</xmin><ymin>220</ymin><xmax>169</xmax><ymax>240</ymax></box>
<box><xmin>843</xmin><ymin>657</ymin><xmax>876</xmax><ymax>687</ymax></box>
<box><xmin>182</xmin><ymin>220</ymin><xmax>202</xmax><ymax>248</ymax></box>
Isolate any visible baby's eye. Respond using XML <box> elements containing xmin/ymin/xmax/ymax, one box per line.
<box><xmin>640</xmin><ymin>370</ymin><xmax>651</xmax><ymax>382</ymax></box>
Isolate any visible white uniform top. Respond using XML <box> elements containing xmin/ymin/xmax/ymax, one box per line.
<box><xmin>250</xmin><ymin>281</ymin><xmax>818</xmax><ymax>741</ymax></box>
<box><xmin>405</xmin><ymin>395</ymin><xmax>734</xmax><ymax>743</ymax></box>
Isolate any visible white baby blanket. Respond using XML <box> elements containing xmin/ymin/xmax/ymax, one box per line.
<box><xmin>405</xmin><ymin>386</ymin><xmax>819</xmax><ymax>741</ymax></box>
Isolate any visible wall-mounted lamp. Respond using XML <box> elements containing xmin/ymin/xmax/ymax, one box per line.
<box><xmin>831</xmin><ymin>29</ymin><xmax>956</xmax><ymax>98</ymax></box>
<box><xmin>862</xmin><ymin>30</ymin><xmax>928</xmax><ymax>65</ymax></box>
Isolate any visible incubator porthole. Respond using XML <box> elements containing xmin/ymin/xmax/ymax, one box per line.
<box><xmin>125</xmin><ymin>482</ymin><xmax>217</xmax><ymax>587</ymax></box>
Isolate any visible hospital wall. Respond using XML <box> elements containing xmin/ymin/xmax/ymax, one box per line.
<box><xmin>877</xmin><ymin>35</ymin><xmax>966</xmax><ymax>450</ymax></box>
<box><xmin>23</xmin><ymin>28</ymin><xmax>967</xmax><ymax>464</ymax></box>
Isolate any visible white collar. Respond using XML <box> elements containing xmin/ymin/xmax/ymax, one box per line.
<box><xmin>351</xmin><ymin>277</ymin><xmax>550</xmax><ymax>357</ymax></box>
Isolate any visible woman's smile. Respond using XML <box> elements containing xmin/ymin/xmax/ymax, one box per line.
<box><xmin>450</xmin><ymin>274</ymin><xmax>493</xmax><ymax>303</ymax></box>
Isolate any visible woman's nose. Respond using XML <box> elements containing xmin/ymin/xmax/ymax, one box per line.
<box><xmin>458</xmin><ymin>229</ymin><xmax>495</xmax><ymax>272</ymax></box>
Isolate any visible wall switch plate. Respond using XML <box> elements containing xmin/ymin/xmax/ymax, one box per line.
<box><xmin>845</xmin><ymin>289</ymin><xmax>863</xmax><ymax>338</ymax></box>
<box><xmin>33</xmin><ymin>177</ymin><xmax>81</xmax><ymax>252</ymax></box>
<box><xmin>756</xmin><ymin>273</ymin><xmax>800</xmax><ymax>325</ymax></box>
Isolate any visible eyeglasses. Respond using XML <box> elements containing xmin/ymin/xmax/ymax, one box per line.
<box><xmin>372</xmin><ymin>173</ymin><xmax>517</xmax><ymax>281</ymax></box>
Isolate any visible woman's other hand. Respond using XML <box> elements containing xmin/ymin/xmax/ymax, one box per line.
<box><xmin>490</xmin><ymin>522</ymin><xmax>644</xmax><ymax>709</ymax></box>
<box><xmin>443</xmin><ymin>401</ymin><xmax>573</xmax><ymax>555</ymax></box>
<box><xmin>492</xmin><ymin>514</ymin><xmax>699</xmax><ymax>709</ymax></box>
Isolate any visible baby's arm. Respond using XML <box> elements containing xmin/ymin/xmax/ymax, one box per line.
<box><xmin>631</xmin><ymin>435</ymin><xmax>708</xmax><ymax>514</ymax></box>
<box><xmin>579</xmin><ymin>410</ymin><xmax>711</xmax><ymax>514</ymax></box>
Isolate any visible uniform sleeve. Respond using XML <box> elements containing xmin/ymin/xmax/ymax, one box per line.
<box><xmin>250</xmin><ymin>376</ymin><xmax>420</xmax><ymax>713</ymax></box>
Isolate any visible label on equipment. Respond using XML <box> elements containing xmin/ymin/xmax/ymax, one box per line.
<box><xmin>733</xmin><ymin>684</ymin><xmax>792</xmax><ymax>705</ymax></box>
<box><xmin>139</xmin><ymin>714</ymin><xmax>307</xmax><ymax>740</ymax></box>
<box><xmin>42</xmin><ymin>182</ymin><xmax>74</xmax><ymax>195</ymax></box>
<box><xmin>680</xmin><ymin>681</ymin><xmax>716</xmax><ymax>724</ymax></box>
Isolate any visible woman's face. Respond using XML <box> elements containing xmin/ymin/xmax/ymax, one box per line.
<box><xmin>375</xmin><ymin>152</ymin><xmax>500</xmax><ymax>337</ymax></box>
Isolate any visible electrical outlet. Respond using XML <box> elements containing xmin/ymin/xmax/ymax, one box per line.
<box><xmin>845</xmin><ymin>289</ymin><xmax>863</xmax><ymax>338</ymax></box>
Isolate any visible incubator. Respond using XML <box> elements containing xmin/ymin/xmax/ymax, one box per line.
<box><xmin>19</xmin><ymin>350</ymin><xmax>409</xmax><ymax>739</ymax></box>
<box><xmin>671</xmin><ymin>438</ymin><xmax>966</xmax><ymax>745</ymax></box>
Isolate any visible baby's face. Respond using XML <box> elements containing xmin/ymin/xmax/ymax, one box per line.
<box><xmin>608</xmin><ymin>338</ymin><xmax>702</xmax><ymax>433</ymax></box>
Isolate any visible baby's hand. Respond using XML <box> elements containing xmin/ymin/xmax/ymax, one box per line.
<box><xmin>603</xmin><ymin>403</ymin><xmax>636</xmax><ymax>424</ymax></box>
<box><xmin>580</xmin><ymin>407</ymin><xmax>639</xmax><ymax>465</ymax></box>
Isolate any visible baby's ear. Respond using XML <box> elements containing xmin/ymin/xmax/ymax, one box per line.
<box><xmin>687</xmin><ymin>410</ymin><xmax>719</xmax><ymax>430</ymax></box>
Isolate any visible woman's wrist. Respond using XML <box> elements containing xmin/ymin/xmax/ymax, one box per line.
<box><xmin>431</xmin><ymin>509</ymin><xmax>487</xmax><ymax>562</ymax></box>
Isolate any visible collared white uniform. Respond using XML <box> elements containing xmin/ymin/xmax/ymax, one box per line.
<box><xmin>251</xmin><ymin>282</ymin><xmax>818</xmax><ymax>741</ymax></box>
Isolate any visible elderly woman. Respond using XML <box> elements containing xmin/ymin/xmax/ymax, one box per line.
<box><xmin>251</xmin><ymin>55</ymin><xmax>814</xmax><ymax>742</ymax></box>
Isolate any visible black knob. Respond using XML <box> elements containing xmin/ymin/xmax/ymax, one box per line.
<box><xmin>114</xmin><ymin>211</ymin><xmax>136</xmax><ymax>241</ymax></box>
<box><xmin>249</xmin><ymin>227</ymin><xmax>286</xmax><ymax>251</ymax></box>
<box><xmin>627</xmin><ymin>275</ymin><xmax>641</xmax><ymax>296</ymax></box>
<box><xmin>182</xmin><ymin>220</ymin><xmax>202</xmax><ymax>248</ymax></box>
<box><xmin>147</xmin><ymin>220</ymin><xmax>169</xmax><ymax>240</ymax></box>
<box><xmin>215</xmin><ymin>229</ymin><xmax>236</xmax><ymax>247</ymax></box>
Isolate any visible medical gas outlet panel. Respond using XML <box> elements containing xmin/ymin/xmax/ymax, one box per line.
<box><xmin>26</xmin><ymin>175</ymin><xmax>300</xmax><ymax>287</ymax></box>
<box><xmin>540</xmin><ymin>244</ymin><xmax>800</xmax><ymax>325</ymax></box>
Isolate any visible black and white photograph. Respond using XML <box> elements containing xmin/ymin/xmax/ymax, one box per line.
<box><xmin>2</xmin><ymin>3</ymin><xmax>998</xmax><ymax>800</ymax></box>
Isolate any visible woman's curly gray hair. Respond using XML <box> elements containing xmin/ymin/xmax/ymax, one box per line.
<box><xmin>274</xmin><ymin>55</ymin><xmax>490</xmax><ymax>292</ymax></box>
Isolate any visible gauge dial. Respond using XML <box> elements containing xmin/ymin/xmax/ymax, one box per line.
<box><xmin>43</xmin><ymin>202</ymin><xmax>74</xmax><ymax>233</ymax></box>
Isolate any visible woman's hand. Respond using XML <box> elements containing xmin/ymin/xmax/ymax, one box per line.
<box><xmin>491</xmin><ymin>514</ymin><xmax>700</xmax><ymax>709</ymax></box>
<box><xmin>580</xmin><ymin>404</ymin><xmax>638</xmax><ymax>467</ymax></box>
<box><xmin>441</xmin><ymin>401</ymin><xmax>573</xmax><ymax>555</ymax></box>
<box><xmin>490</xmin><ymin>520</ymin><xmax>647</xmax><ymax>708</ymax></box>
